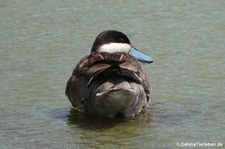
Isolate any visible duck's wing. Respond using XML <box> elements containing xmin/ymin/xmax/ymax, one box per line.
<box><xmin>65</xmin><ymin>52</ymin><xmax>150</xmax><ymax>111</ymax></box>
<box><xmin>65</xmin><ymin>53</ymin><xmax>114</xmax><ymax>110</ymax></box>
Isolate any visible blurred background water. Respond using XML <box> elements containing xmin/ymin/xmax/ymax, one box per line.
<box><xmin>1</xmin><ymin>0</ymin><xmax>225</xmax><ymax>148</ymax></box>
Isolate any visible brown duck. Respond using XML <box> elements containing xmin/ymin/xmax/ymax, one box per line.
<box><xmin>66</xmin><ymin>30</ymin><xmax>153</xmax><ymax>117</ymax></box>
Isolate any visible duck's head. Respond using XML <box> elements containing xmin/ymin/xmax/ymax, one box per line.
<box><xmin>91</xmin><ymin>30</ymin><xmax>153</xmax><ymax>63</ymax></box>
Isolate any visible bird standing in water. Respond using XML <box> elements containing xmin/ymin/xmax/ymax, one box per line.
<box><xmin>66</xmin><ymin>30</ymin><xmax>153</xmax><ymax>117</ymax></box>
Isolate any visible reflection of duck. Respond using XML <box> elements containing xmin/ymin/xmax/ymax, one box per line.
<box><xmin>66</xmin><ymin>30</ymin><xmax>153</xmax><ymax>117</ymax></box>
<box><xmin>67</xmin><ymin>108</ymin><xmax>152</xmax><ymax>130</ymax></box>
<box><xmin>67</xmin><ymin>108</ymin><xmax>122</xmax><ymax>129</ymax></box>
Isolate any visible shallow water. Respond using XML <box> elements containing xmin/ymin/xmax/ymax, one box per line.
<box><xmin>1</xmin><ymin>0</ymin><xmax>225</xmax><ymax>148</ymax></box>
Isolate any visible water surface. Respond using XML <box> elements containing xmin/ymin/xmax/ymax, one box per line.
<box><xmin>1</xmin><ymin>0</ymin><xmax>225</xmax><ymax>148</ymax></box>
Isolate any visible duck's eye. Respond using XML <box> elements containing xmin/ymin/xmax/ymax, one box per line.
<box><xmin>119</xmin><ymin>38</ymin><xmax>124</xmax><ymax>41</ymax></box>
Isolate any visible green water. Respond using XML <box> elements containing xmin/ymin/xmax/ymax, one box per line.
<box><xmin>1</xmin><ymin>0</ymin><xmax>225</xmax><ymax>148</ymax></box>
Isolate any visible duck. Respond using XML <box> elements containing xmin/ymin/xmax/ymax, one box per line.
<box><xmin>65</xmin><ymin>30</ymin><xmax>153</xmax><ymax>118</ymax></box>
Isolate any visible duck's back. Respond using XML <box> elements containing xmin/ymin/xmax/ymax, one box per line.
<box><xmin>66</xmin><ymin>52</ymin><xmax>150</xmax><ymax>117</ymax></box>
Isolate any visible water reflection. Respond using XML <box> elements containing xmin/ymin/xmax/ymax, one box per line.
<box><xmin>65</xmin><ymin>108</ymin><xmax>153</xmax><ymax>148</ymax></box>
<box><xmin>67</xmin><ymin>108</ymin><xmax>152</xmax><ymax>130</ymax></box>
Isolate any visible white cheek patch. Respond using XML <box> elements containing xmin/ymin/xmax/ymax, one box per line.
<box><xmin>98</xmin><ymin>43</ymin><xmax>131</xmax><ymax>53</ymax></box>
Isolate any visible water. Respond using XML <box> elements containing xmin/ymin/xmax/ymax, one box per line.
<box><xmin>1</xmin><ymin>0</ymin><xmax>225</xmax><ymax>148</ymax></box>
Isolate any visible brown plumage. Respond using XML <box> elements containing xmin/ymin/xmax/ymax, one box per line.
<box><xmin>65</xmin><ymin>30</ymin><xmax>153</xmax><ymax>117</ymax></box>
